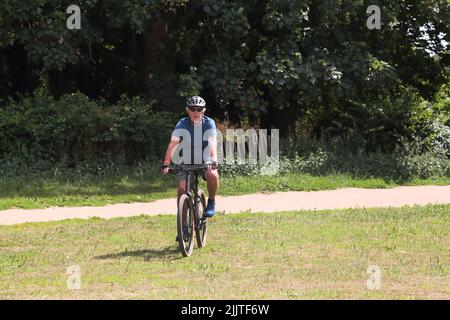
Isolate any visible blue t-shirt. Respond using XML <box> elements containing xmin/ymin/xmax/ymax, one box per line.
<box><xmin>171</xmin><ymin>116</ymin><xmax>217</xmax><ymax>164</ymax></box>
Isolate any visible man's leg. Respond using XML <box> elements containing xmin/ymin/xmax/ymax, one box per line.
<box><xmin>177</xmin><ymin>179</ymin><xmax>186</xmax><ymax>204</ymax></box>
<box><xmin>204</xmin><ymin>168</ymin><xmax>219</xmax><ymax>217</ymax></box>
<box><xmin>205</xmin><ymin>168</ymin><xmax>219</xmax><ymax>198</ymax></box>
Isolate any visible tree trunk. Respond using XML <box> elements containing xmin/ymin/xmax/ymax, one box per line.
<box><xmin>6</xmin><ymin>44</ymin><xmax>35</xmax><ymax>98</ymax></box>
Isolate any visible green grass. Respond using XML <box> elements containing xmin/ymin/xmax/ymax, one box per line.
<box><xmin>0</xmin><ymin>204</ymin><xmax>449</xmax><ymax>299</ymax></box>
<box><xmin>1</xmin><ymin>171</ymin><xmax>449</xmax><ymax>210</ymax></box>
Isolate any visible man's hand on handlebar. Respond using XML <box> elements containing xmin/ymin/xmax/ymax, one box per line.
<box><xmin>160</xmin><ymin>163</ymin><xmax>170</xmax><ymax>175</ymax></box>
<box><xmin>161</xmin><ymin>161</ymin><xmax>218</xmax><ymax>175</ymax></box>
<box><xmin>205</xmin><ymin>160</ymin><xmax>218</xmax><ymax>171</ymax></box>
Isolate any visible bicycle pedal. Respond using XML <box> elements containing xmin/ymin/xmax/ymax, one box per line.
<box><xmin>198</xmin><ymin>217</ymin><xmax>207</xmax><ymax>227</ymax></box>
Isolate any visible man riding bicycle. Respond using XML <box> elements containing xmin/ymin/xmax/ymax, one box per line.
<box><xmin>160</xmin><ymin>96</ymin><xmax>219</xmax><ymax>218</ymax></box>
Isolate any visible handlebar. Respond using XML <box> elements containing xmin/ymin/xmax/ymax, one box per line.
<box><xmin>166</xmin><ymin>163</ymin><xmax>218</xmax><ymax>174</ymax></box>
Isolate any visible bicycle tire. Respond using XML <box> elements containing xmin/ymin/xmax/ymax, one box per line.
<box><xmin>195</xmin><ymin>189</ymin><xmax>208</xmax><ymax>248</ymax></box>
<box><xmin>177</xmin><ymin>194</ymin><xmax>194</xmax><ymax>257</ymax></box>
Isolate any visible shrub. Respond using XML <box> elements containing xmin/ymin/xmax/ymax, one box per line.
<box><xmin>0</xmin><ymin>90</ymin><xmax>177</xmax><ymax>165</ymax></box>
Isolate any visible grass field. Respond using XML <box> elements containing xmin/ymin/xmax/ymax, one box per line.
<box><xmin>1</xmin><ymin>204</ymin><xmax>449</xmax><ymax>299</ymax></box>
<box><xmin>1</xmin><ymin>171</ymin><xmax>449</xmax><ymax>210</ymax></box>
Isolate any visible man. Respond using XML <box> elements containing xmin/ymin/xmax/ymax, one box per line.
<box><xmin>160</xmin><ymin>96</ymin><xmax>219</xmax><ymax>217</ymax></box>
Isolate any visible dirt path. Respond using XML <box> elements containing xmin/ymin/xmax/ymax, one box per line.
<box><xmin>0</xmin><ymin>186</ymin><xmax>449</xmax><ymax>225</ymax></box>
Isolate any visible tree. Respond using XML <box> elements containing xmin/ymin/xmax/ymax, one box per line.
<box><xmin>0</xmin><ymin>0</ymin><xmax>448</xmax><ymax>150</ymax></box>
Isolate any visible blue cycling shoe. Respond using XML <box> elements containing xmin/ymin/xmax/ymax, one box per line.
<box><xmin>205</xmin><ymin>199</ymin><xmax>216</xmax><ymax>218</ymax></box>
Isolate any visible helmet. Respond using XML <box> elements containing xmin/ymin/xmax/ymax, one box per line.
<box><xmin>186</xmin><ymin>96</ymin><xmax>206</xmax><ymax>108</ymax></box>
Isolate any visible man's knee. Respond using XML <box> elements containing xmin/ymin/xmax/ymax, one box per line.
<box><xmin>178</xmin><ymin>181</ymin><xmax>186</xmax><ymax>193</ymax></box>
<box><xmin>205</xmin><ymin>169</ymin><xmax>219</xmax><ymax>181</ymax></box>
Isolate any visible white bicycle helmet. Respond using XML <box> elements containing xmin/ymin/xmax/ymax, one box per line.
<box><xmin>186</xmin><ymin>96</ymin><xmax>206</xmax><ymax>107</ymax></box>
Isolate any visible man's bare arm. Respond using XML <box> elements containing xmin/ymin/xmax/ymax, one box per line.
<box><xmin>163</xmin><ymin>139</ymin><xmax>180</xmax><ymax>164</ymax></box>
<box><xmin>209</xmin><ymin>137</ymin><xmax>218</xmax><ymax>163</ymax></box>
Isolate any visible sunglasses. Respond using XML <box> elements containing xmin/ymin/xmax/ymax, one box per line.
<box><xmin>188</xmin><ymin>107</ymin><xmax>204</xmax><ymax>112</ymax></box>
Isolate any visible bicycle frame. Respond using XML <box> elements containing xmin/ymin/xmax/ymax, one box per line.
<box><xmin>180</xmin><ymin>172</ymin><xmax>201</xmax><ymax>213</ymax></box>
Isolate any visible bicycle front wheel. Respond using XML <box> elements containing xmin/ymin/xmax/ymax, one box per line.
<box><xmin>195</xmin><ymin>189</ymin><xmax>208</xmax><ymax>248</ymax></box>
<box><xmin>177</xmin><ymin>194</ymin><xmax>195</xmax><ymax>257</ymax></box>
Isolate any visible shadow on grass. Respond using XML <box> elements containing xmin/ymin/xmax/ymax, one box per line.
<box><xmin>0</xmin><ymin>177</ymin><xmax>177</xmax><ymax>198</ymax></box>
<box><xmin>94</xmin><ymin>246</ymin><xmax>182</xmax><ymax>262</ymax></box>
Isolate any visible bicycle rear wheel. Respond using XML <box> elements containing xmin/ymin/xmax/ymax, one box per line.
<box><xmin>177</xmin><ymin>194</ymin><xmax>194</xmax><ymax>257</ymax></box>
<box><xmin>195</xmin><ymin>189</ymin><xmax>208</xmax><ymax>247</ymax></box>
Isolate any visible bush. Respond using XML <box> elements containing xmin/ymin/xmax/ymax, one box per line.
<box><xmin>278</xmin><ymin>129</ymin><xmax>449</xmax><ymax>180</ymax></box>
<box><xmin>1</xmin><ymin>89</ymin><xmax>448</xmax><ymax>181</ymax></box>
<box><xmin>0</xmin><ymin>90</ymin><xmax>177</xmax><ymax>165</ymax></box>
<box><xmin>110</xmin><ymin>96</ymin><xmax>175</xmax><ymax>163</ymax></box>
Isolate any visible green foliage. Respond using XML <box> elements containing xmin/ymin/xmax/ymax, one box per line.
<box><xmin>0</xmin><ymin>0</ymin><xmax>449</xmax><ymax>175</ymax></box>
<box><xmin>1</xmin><ymin>1</ymin><xmax>96</xmax><ymax>70</ymax></box>
<box><xmin>0</xmin><ymin>90</ymin><xmax>175</xmax><ymax>164</ymax></box>
<box><xmin>110</xmin><ymin>95</ymin><xmax>175</xmax><ymax>161</ymax></box>
<box><xmin>433</xmin><ymin>83</ymin><xmax>450</xmax><ymax>125</ymax></box>
<box><xmin>279</xmin><ymin>132</ymin><xmax>450</xmax><ymax>180</ymax></box>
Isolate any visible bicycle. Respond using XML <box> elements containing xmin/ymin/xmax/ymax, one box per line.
<box><xmin>168</xmin><ymin>164</ymin><xmax>210</xmax><ymax>257</ymax></box>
